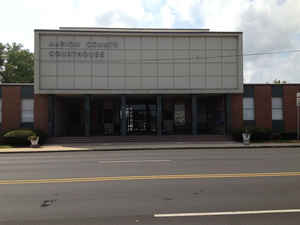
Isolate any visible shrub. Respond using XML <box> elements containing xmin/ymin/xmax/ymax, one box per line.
<box><xmin>231</xmin><ymin>127</ymin><xmax>272</xmax><ymax>142</ymax></box>
<box><xmin>250</xmin><ymin>127</ymin><xmax>272</xmax><ymax>142</ymax></box>
<box><xmin>2</xmin><ymin>129</ymin><xmax>48</xmax><ymax>146</ymax></box>
<box><xmin>280</xmin><ymin>132</ymin><xmax>297</xmax><ymax>140</ymax></box>
<box><xmin>232</xmin><ymin>128</ymin><xmax>243</xmax><ymax>142</ymax></box>
<box><xmin>33</xmin><ymin>129</ymin><xmax>48</xmax><ymax>145</ymax></box>
<box><xmin>272</xmin><ymin>133</ymin><xmax>281</xmax><ymax>140</ymax></box>
<box><xmin>3</xmin><ymin>129</ymin><xmax>37</xmax><ymax>146</ymax></box>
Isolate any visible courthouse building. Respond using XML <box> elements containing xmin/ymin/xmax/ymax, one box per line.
<box><xmin>0</xmin><ymin>28</ymin><xmax>299</xmax><ymax>137</ymax></box>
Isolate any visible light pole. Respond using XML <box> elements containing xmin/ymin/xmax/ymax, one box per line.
<box><xmin>297</xmin><ymin>93</ymin><xmax>300</xmax><ymax>140</ymax></box>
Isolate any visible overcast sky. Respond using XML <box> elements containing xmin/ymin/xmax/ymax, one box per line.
<box><xmin>1</xmin><ymin>0</ymin><xmax>299</xmax><ymax>83</ymax></box>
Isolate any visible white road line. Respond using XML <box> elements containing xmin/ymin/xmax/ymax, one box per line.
<box><xmin>154</xmin><ymin>209</ymin><xmax>300</xmax><ymax>217</ymax></box>
<box><xmin>98</xmin><ymin>160</ymin><xmax>172</xmax><ymax>163</ymax></box>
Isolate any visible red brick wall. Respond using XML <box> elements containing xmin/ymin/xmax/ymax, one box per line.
<box><xmin>231</xmin><ymin>94</ymin><xmax>243</xmax><ymax>130</ymax></box>
<box><xmin>34</xmin><ymin>94</ymin><xmax>48</xmax><ymax>134</ymax></box>
<box><xmin>2</xmin><ymin>86</ymin><xmax>21</xmax><ymax>131</ymax></box>
<box><xmin>283</xmin><ymin>85</ymin><xmax>300</xmax><ymax>132</ymax></box>
<box><xmin>254</xmin><ymin>85</ymin><xmax>272</xmax><ymax>129</ymax></box>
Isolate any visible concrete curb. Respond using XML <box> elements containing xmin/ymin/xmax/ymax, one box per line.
<box><xmin>0</xmin><ymin>144</ymin><xmax>300</xmax><ymax>154</ymax></box>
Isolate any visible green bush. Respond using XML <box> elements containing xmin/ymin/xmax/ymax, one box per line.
<box><xmin>33</xmin><ymin>129</ymin><xmax>48</xmax><ymax>145</ymax></box>
<box><xmin>232</xmin><ymin>128</ymin><xmax>243</xmax><ymax>142</ymax></box>
<box><xmin>2</xmin><ymin>129</ymin><xmax>48</xmax><ymax>146</ymax></box>
<box><xmin>250</xmin><ymin>127</ymin><xmax>272</xmax><ymax>142</ymax></box>
<box><xmin>3</xmin><ymin>129</ymin><xmax>37</xmax><ymax>146</ymax></box>
<box><xmin>232</xmin><ymin>127</ymin><xmax>272</xmax><ymax>142</ymax></box>
<box><xmin>280</xmin><ymin>132</ymin><xmax>297</xmax><ymax>140</ymax></box>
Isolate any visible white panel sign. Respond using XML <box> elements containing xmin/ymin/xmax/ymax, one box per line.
<box><xmin>297</xmin><ymin>93</ymin><xmax>300</xmax><ymax>106</ymax></box>
<box><xmin>34</xmin><ymin>29</ymin><xmax>243</xmax><ymax>94</ymax></box>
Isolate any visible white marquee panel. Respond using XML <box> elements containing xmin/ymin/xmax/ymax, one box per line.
<box><xmin>35</xmin><ymin>30</ymin><xmax>243</xmax><ymax>94</ymax></box>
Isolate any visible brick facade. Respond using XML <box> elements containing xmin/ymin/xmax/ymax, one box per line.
<box><xmin>283</xmin><ymin>85</ymin><xmax>300</xmax><ymax>132</ymax></box>
<box><xmin>1</xmin><ymin>84</ymin><xmax>300</xmax><ymax>136</ymax></box>
<box><xmin>2</xmin><ymin>86</ymin><xmax>21</xmax><ymax>131</ymax></box>
<box><xmin>34</xmin><ymin>94</ymin><xmax>48</xmax><ymax>134</ymax></box>
<box><xmin>231</xmin><ymin>94</ymin><xmax>243</xmax><ymax>130</ymax></box>
<box><xmin>254</xmin><ymin>85</ymin><xmax>272</xmax><ymax>129</ymax></box>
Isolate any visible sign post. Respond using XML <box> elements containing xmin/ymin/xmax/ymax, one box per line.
<box><xmin>297</xmin><ymin>93</ymin><xmax>300</xmax><ymax>140</ymax></box>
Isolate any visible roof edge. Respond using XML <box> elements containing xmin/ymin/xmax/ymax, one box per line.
<box><xmin>59</xmin><ymin>27</ymin><xmax>210</xmax><ymax>32</ymax></box>
<box><xmin>244</xmin><ymin>83</ymin><xmax>300</xmax><ymax>86</ymax></box>
<box><xmin>0</xmin><ymin>83</ymin><xmax>33</xmax><ymax>86</ymax></box>
<box><xmin>34</xmin><ymin>27</ymin><xmax>243</xmax><ymax>34</ymax></box>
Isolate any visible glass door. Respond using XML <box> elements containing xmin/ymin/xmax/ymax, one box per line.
<box><xmin>127</xmin><ymin>103</ymin><xmax>157</xmax><ymax>135</ymax></box>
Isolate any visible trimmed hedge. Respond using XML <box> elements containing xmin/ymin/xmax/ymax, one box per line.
<box><xmin>232</xmin><ymin>127</ymin><xmax>272</xmax><ymax>142</ymax></box>
<box><xmin>250</xmin><ymin>128</ymin><xmax>272</xmax><ymax>142</ymax></box>
<box><xmin>34</xmin><ymin>129</ymin><xmax>48</xmax><ymax>145</ymax></box>
<box><xmin>232</xmin><ymin>128</ymin><xmax>244</xmax><ymax>142</ymax></box>
<box><xmin>280</xmin><ymin>132</ymin><xmax>297</xmax><ymax>140</ymax></box>
<box><xmin>2</xmin><ymin>129</ymin><xmax>47</xmax><ymax>146</ymax></box>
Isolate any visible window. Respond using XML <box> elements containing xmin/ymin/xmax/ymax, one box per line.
<box><xmin>272</xmin><ymin>97</ymin><xmax>283</xmax><ymax>120</ymax></box>
<box><xmin>174</xmin><ymin>104</ymin><xmax>185</xmax><ymax>126</ymax></box>
<box><xmin>22</xmin><ymin>99</ymin><xmax>34</xmax><ymax>122</ymax></box>
<box><xmin>243</xmin><ymin>97</ymin><xmax>254</xmax><ymax>120</ymax></box>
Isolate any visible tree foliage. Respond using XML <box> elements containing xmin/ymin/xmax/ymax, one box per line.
<box><xmin>273</xmin><ymin>79</ymin><xmax>287</xmax><ymax>84</ymax></box>
<box><xmin>0</xmin><ymin>43</ymin><xmax>34</xmax><ymax>83</ymax></box>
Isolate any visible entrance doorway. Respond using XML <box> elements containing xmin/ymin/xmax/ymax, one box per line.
<box><xmin>66</xmin><ymin>101</ymin><xmax>84</xmax><ymax>136</ymax></box>
<box><xmin>126</xmin><ymin>97</ymin><xmax>157</xmax><ymax>135</ymax></box>
<box><xmin>55</xmin><ymin>96</ymin><xmax>85</xmax><ymax>136</ymax></box>
<box><xmin>198</xmin><ymin>95</ymin><xmax>225</xmax><ymax>134</ymax></box>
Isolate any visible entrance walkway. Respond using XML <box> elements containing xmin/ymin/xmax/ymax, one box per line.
<box><xmin>46</xmin><ymin>135</ymin><xmax>232</xmax><ymax>144</ymax></box>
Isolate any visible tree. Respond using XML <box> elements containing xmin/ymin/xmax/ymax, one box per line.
<box><xmin>0</xmin><ymin>43</ymin><xmax>34</xmax><ymax>83</ymax></box>
<box><xmin>273</xmin><ymin>79</ymin><xmax>287</xmax><ymax>84</ymax></box>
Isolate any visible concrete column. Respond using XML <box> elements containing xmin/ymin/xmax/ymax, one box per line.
<box><xmin>121</xmin><ymin>95</ymin><xmax>127</xmax><ymax>136</ymax></box>
<box><xmin>225</xmin><ymin>94</ymin><xmax>232</xmax><ymax>135</ymax></box>
<box><xmin>157</xmin><ymin>95</ymin><xmax>162</xmax><ymax>136</ymax></box>
<box><xmin>84</xmin><ymin>95</ymin><xmax>91</xmax><ymax>137</ymax></box>
<box><xmin>48</xmin><ymin>95</ymin><xmax>56</xmax><ymax>137</ymax></box>
<box><xmin>192</xmin><ymin>95</ymin><xmax>198</xmax><ymax>135</ymax></box>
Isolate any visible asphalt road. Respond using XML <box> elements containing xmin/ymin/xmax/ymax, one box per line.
<box><xmin>1</xmin><ymin>147</ymin><xmax>300</xmax><ymax>225</ymax></box>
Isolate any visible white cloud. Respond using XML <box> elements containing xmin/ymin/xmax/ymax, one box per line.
<box><xmin>0</xmin><ymin>0</ymin><xmax>299</xmax><ymax>83</ymax></box>
<box><xmin>193</xmin><ymin>0</ymin><xmax>300</xmax><ymax>83</ymax></box>
<box><xmin>238</xmin><ymin>0</ymin><xmax>300</xmax><ymax>83</ymax></box>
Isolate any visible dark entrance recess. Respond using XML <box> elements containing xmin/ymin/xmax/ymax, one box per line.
<box><xmin>55</xmin><ymin>96</ymin><xmax>85</xmax><ymax>136</ymax></box>
<box><xmin>90</xmin><ymin>97</ymin><xmax>121</xmax><ymax>136</ymax></box>
<box><xmin>197</xmin><ymin>95</ymin><xmax>225</xmax><ymax>134</ymax></box>
<box><xmin>126</xmin><ymin>97</ymin><xmax>157</xmax><ymax>135</ymax></box>
<box><xmin>67</xmin><ymin>102</ymin><xmax>84</xmax><ymax>136</ymax></box>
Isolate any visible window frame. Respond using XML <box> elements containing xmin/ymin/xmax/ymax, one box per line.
<box><xmin>21</xmin><ymin>99</ymin><xmax>34</xmax><ymax>123</ymax></box>
<box><xmin>243</xmin><ymin>97</ymin><xmax>255</xmax><ymax>121</ymax></box>
<box><xmin>272</xmin><ymin>97</ymin><xmax>283</xmax><ymax>120</ymax></box>
<box><xmin>174</xmin><ymin>103</ymin><xmax>186</xmax><ymax>126</ymax></box>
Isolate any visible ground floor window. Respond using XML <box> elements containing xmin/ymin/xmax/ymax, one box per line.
<box><xmin>174</xmin><ymin>104</ymin><xmax>185</xmax><ymax>126</ymax></box>
<box><xmin>21</xmin><ymin>99</ymin><xmax>34</xmax><ymax>123</ymax></box>
<box><xmin>272</xmin><ymin>97</ymin><xmax>283</xmax><ymax>120</ymax></box>
<box><xmin>243</xmin><ymin>97</ymin><xmax>255</xmax><ymax>121</ymax></box>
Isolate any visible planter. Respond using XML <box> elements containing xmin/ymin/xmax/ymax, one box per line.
<box><xmin>242</xmin><ymin>133</ymin><xmax>251</xmax><ymax>145</ymax></box>
<box><xmin>30</xmin><ymin>136</ymin><xmax>40</xmax><ymax>148</ymax></box>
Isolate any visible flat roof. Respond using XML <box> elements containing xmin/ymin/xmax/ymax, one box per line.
<box><xmin>1</xmin><ymin>83</ymin><xmax>299</xmax><ymax>87</ymax></box>
<box><xmin>59</xmin><ymin>27</ymin><xmax>210</xmax><ymax>32</ymax></box>
<box><xmin>244</xmin><ymin>83</ymin><xmax>300</xmax><ymax>86</ymax></box>
<box><xmin>0</xmin><ymin>83</ymin><xmax>33</xmax><ymax>86</ymax></box>
<box><xmin>35</xmin><ymin>27</ymin><xmax>242</xmax><ymax>34</ymax></box>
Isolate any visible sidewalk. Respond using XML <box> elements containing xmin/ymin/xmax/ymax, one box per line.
<box><xmin>0</xmin><ymin>141</ymin><xmax>300</xmax><ymax>153</ymax></box>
